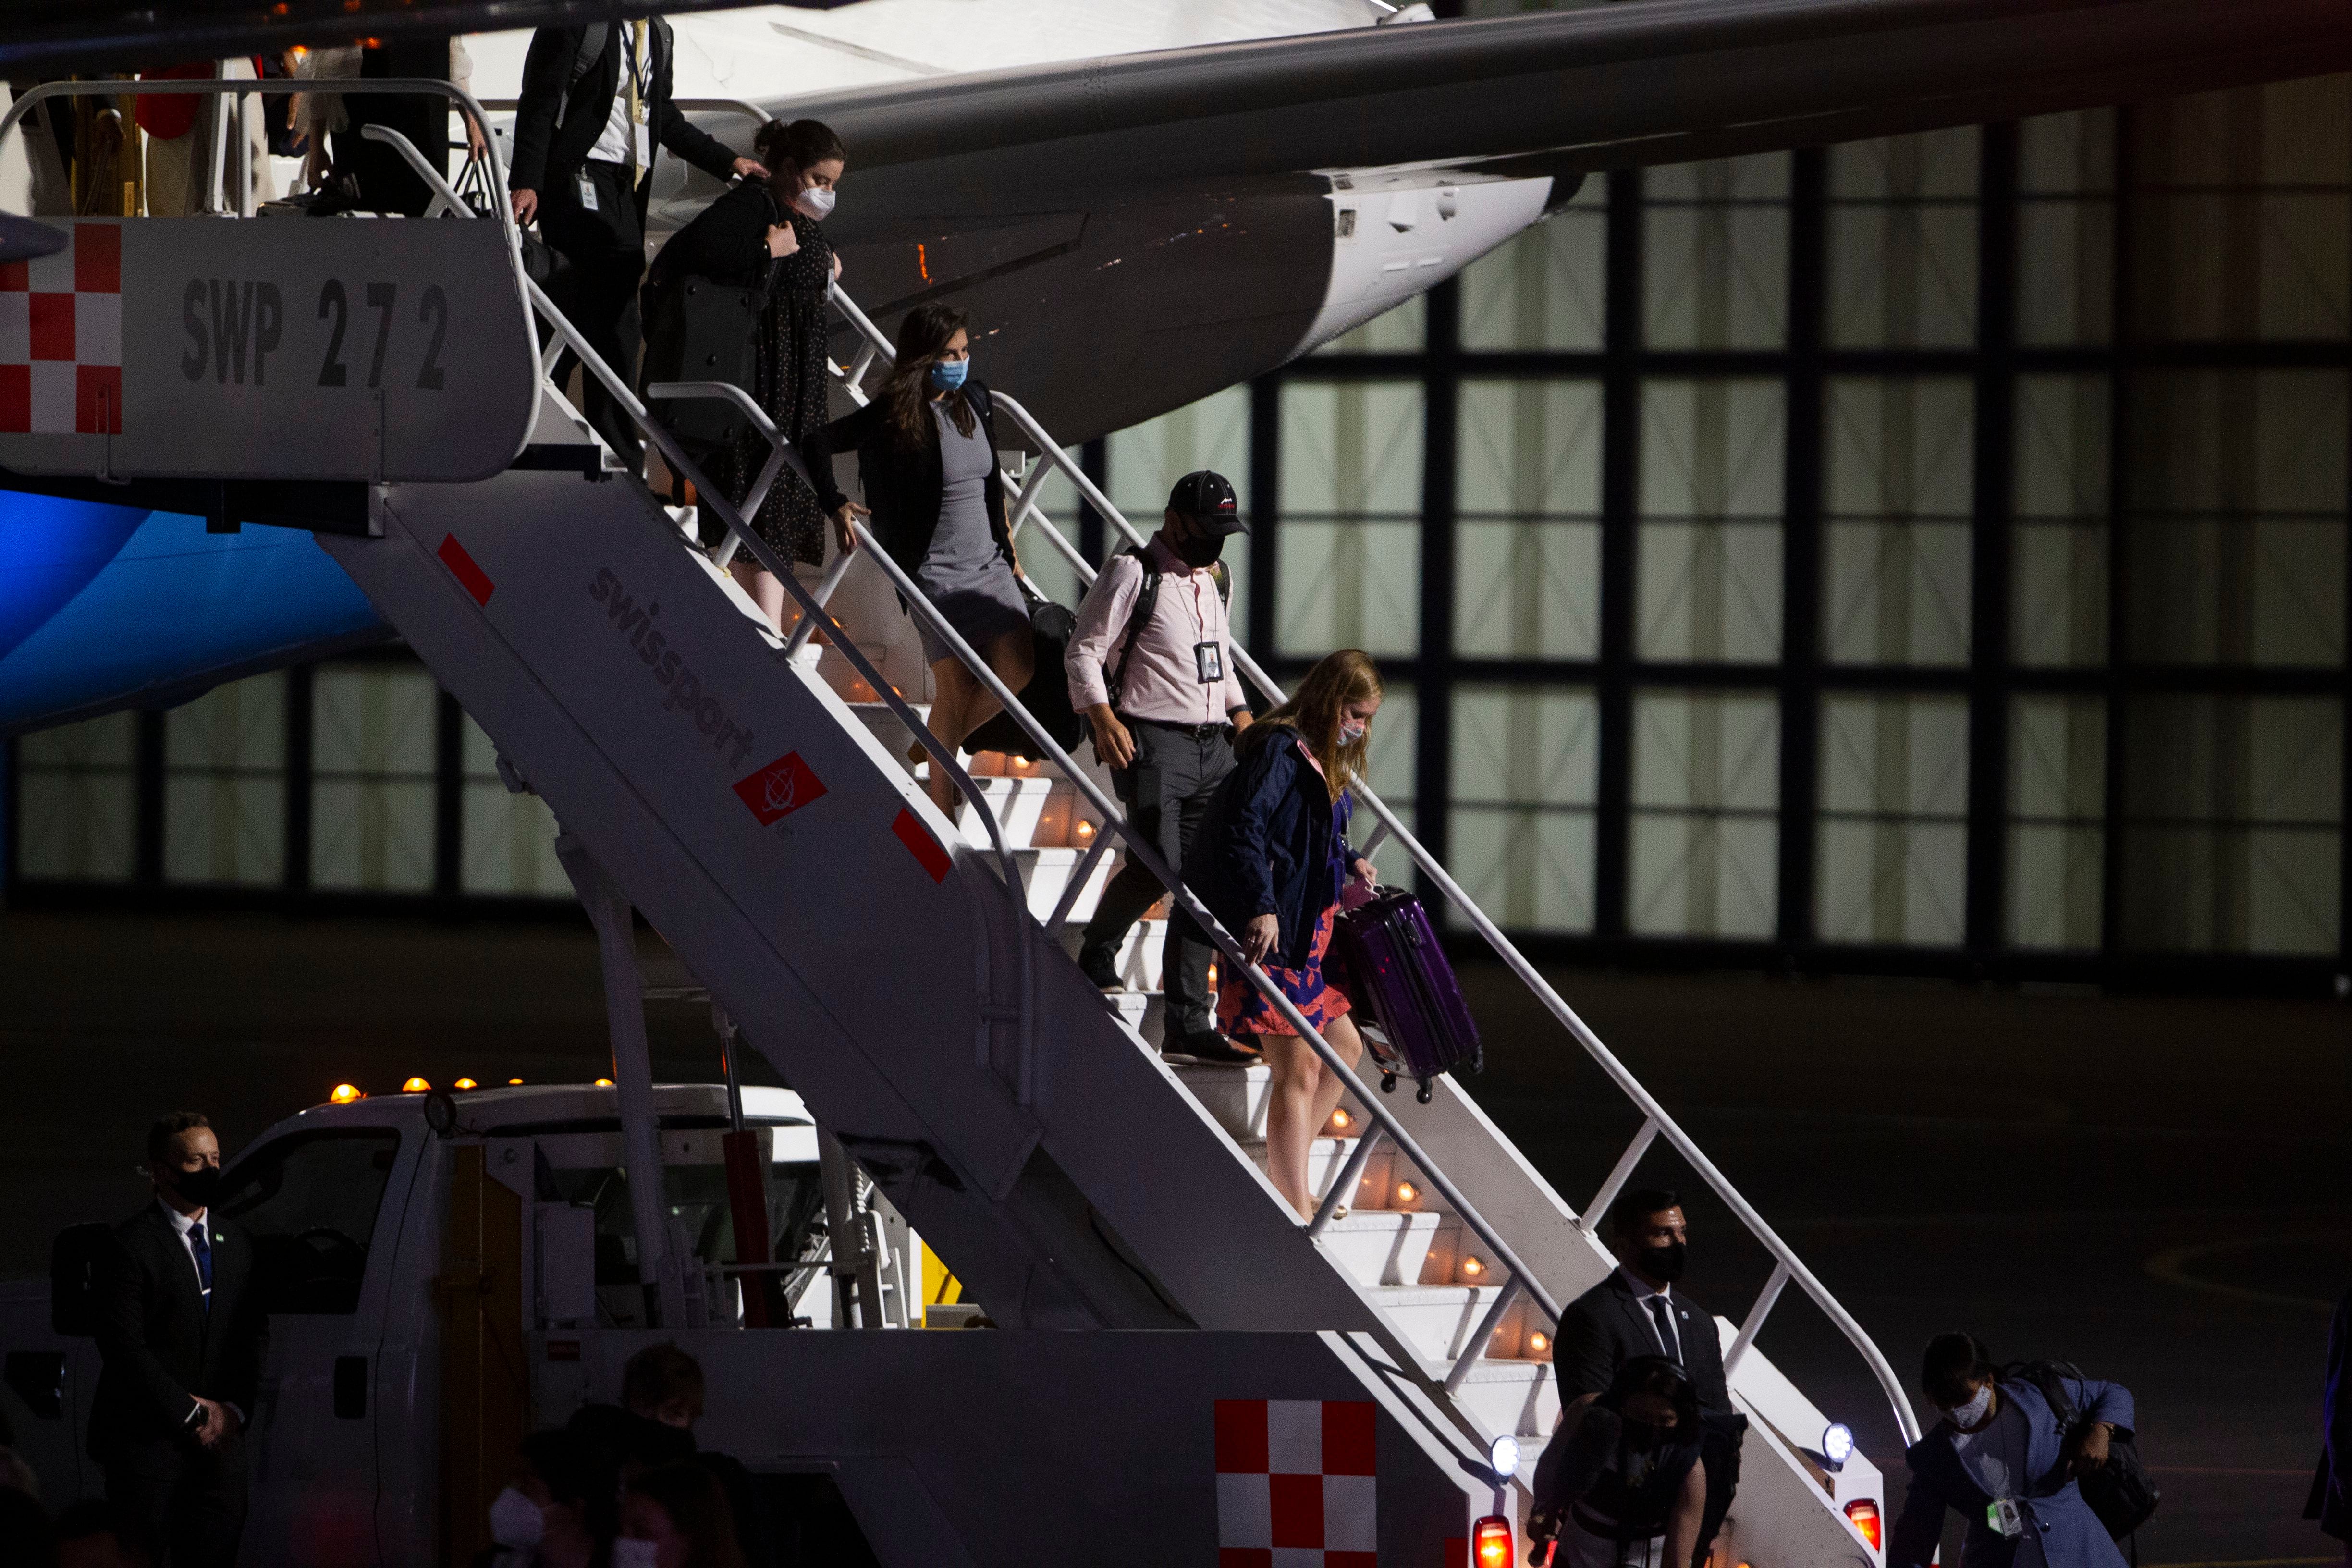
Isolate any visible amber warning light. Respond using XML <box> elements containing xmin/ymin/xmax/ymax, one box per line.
<box><xmin>329</xmin><ymin>1084</ymin><xmax>362</xmax><ymax>1104</ymax></box>
<box><xmin>1473</xmin><ymin>1514</ymin><xmax>1512</xmax><ymax>1568</ymax></box>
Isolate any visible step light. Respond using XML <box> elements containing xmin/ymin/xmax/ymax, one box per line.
<box><xmin>401</xmin><ymin>1077</ymin><xmax>430</xmax><ymax>1093</ymax></box>
<box><xmin>1842</xmin><ymin>1499</ymin><xmax>1881</xmax><ymax>1550</ymax></box>
<box><xmin>1821</xmin><ymin>1422</ymin><xmax>1854</xmax><ymax>1472</ymax></box>
<box><xmin>1329</xmin><ymin>1108</ymin><xmax>1352</xmax><ymax>1130</ymax></box>
<box><xmin>1527</xmin><ymin>1331</ymin><xmax>1549</xmax><ymax>1355</ymax></box>
<box><xmin>1488</xmin><ymin>1434</ymin><xmax>1520</xmax><ymax>1478</ymax></box>
<box><xmin>329</xmin><ymin>1083</ymin><xmax>362</xmax><ymax>1105</ymax></box>
<box><xmin>1472</xmin><ymin>1514</ymin><xmax>1511</xmax><ymax>1568</ymax></box>
<box><xmin>1395</xmin><ymin>1181</ymin><xmax>1418</xmax><ymax>1204</ymax></box>
<box><xmin>1074</xmin><ymin>820</ymin><xmax>1095</xmax><ymax>841</ymax></box>
<box><xmin>1460</xmin><ymin>1255</ymin><xmax>1485</xmax><ymax>1277</ymax></box>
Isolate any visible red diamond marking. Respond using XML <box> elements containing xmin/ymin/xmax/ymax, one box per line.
<box><xmin>437</xmin><ymin>533</ymin><xmax>495</xmax><ymax>606</ymax></box>
<box><xmin>891</xmin><ymin>808</ymin><xmax>951</xmax><ymax>884</ymax></box>
<box><xmin>732</xmin><ymin>752</ymin><xmax>828</xmax><ymax>826</ymax></box>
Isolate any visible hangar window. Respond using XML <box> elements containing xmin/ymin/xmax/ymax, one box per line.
<box><xmin>311</xmin><ymin>661</ymin><xmax>438</xmax><ymax>892</ymax></box>
<box><xmin>1631</xmin><ymin>691</ymin><xmax>1779</xmax><ymax>940</ymax></box>
<box><xmin>1816</xmin><ymin>694</ymin><xmax>1970</xmax><ymax>947</ymax></box>
<box><xmin>1826</xmin><ymin>126</ymin><xmax>1981</xmax><ymax>348</ymax></box>
<box><xmin>1645</xmin><ymin>153</ymin><xmax>1791</xmax><ymax>350</ymax></box>
<box><xmin>1637</xmin><ymin>379</ymin><xmax>1785</xmax><ymax>665</ymax></box>
<box><xmin>1824</xmin><ymin>377</ymin><xmax>1975</xmax><ymax>668</ymax></box>
<box><xmin>12</xmin><ymin>711</ymin><xmax>137</xmax><ymax>882</ymax></box>
<box><xmin>164</xmin><ymin>671</ymin><xmax>286</xmax><ymax>887</ymax></box>
<box><xmin>1277</xmin><ymin>380</ymin><xmax>1424</xmax><ymax>657</ymax></box>
<box><xmin>1455</xmin><ymin>379</ymin><xmax>1601</xmax><ymax>661</ymax></box>
<box><xmin>1448</xmin><ymin>685</ymin><xmax>1598</xmax><ymax>934</ymax></box>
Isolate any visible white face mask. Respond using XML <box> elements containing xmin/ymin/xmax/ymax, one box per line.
<box><xmin>1947</xmin><ymin>1383</ymin><xmax>1994</xmax><ymax>1430</ymax></box>
<box><xmin>1339</xmin><ymin>720</ymin><xmax>1367</xmax><ymax>747</ymax></box>
<box><xmin>612</xmin><ymin>1539</ymin><xmax>662</xmax><ymax>1568</ymax></box>
<box><xmin>489</xmin><ymin>1487</ymin><xmax>545</xmax><ymax>1551</ymax></box>
<box><xmin>794</xmin><ymin>185</ymin><xmax>836</xmax><ymax>220</ymax></box>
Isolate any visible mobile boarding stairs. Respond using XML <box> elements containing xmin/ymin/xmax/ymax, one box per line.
<box><xmin>0</xmin><ymin>82</ymin><xmax>1914</xmax><ymax>1567</ymax></box>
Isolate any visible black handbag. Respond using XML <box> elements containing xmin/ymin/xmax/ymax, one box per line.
<box><xmin>963</xmin><ymin>590</ymin><xmax>1084</xmax><ymax>758</ymax></box>
<box><xmin>2011</xmin><ymin>1361</ymin><xmax>2161</xmax><ymax>1542</ymax></box>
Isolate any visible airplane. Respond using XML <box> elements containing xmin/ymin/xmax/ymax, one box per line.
<box><xmin>2</xmin><ymin>0</ymin><xmax>2347</xmax><ymax>735</ymax></box>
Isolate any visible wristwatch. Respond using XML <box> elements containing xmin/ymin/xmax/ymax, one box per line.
<box><xmin>183</xmin><ymin>1399</ymin><xmax>206</xmax><ymax>1431</ymax></box>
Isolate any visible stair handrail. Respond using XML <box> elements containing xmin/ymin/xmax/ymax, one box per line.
<box><xmin>365</xmin><ymin>110</ymin><xmax>1912</xmax><ymax>1445</ymax></box>
<box><xmin>845</xmin><ymin>512</ymin><xmax>1568</xmax><ymax>1338</ymax></box>
<box><xmin>826</xmin><ymin>284</ymin><xmax>1921</xmax><ymax>1445</ymax></box>
<box><xmin>0</xmin><ymin>79</ymin><xmax>515</xmax><ymax>231</ymax></box>
<box><xmin>357</xmin><ymin>122</ymin><xmax>1039</xmax><ymax>1103</ymax></box>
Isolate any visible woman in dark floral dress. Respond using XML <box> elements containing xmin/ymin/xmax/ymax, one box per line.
<box><xmin>653</xmin><ymin>119</ymin><xmax>852</xmax><ymax>627</ymax></box>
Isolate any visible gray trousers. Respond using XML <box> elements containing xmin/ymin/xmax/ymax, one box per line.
<box><xmin>1081</xmin><ymin>720</ymin><xmax>1234</xmax><ymax>1034</ymax></box>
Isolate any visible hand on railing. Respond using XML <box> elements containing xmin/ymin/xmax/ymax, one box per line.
<box><xmin>817</xmin><ymin>281</ymin><xmax>1922</xmax><ymax>1445</ymax></box>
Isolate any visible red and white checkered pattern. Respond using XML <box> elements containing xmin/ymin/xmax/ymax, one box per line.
<box><xmin>1215</xmin><ymin>1399</ymin><xmax>1377</xmax><ymax>1568</ymax></box>
<box><xmin>0</xmin><ymin>221</ymin><xmax>122</xmax><ymax>434</ymax></box>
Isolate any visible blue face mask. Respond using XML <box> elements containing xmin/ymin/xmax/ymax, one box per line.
<box><xmin>929</xmin><ymin>357</ymin><xmax>969</xmax><ymax>392</ymax></box>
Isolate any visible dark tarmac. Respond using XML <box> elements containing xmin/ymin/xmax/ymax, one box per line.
<box><xmin>2</xmin><ymin>906</ymin><xmax>2346</xmax><ymax>1565</ymax></box>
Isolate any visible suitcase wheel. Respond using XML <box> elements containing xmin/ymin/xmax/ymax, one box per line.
<box><xmin>1415</xmin><ymin>1081</ymin><xmax>1433</xmax><ymax>1105</ymax></box>
<box><xmin>1380</xmin><ymin>1072</ymin><xmax>1397</xmax><ymax>1094</ymax></box>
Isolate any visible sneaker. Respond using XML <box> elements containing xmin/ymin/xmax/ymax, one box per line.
<box><xmin>1165</xmin><ymin>1029</ymin><xmax>1259</xmax><ymax>1067</ymax></box>
<box><xmin>1078</xmin><ymin>948</ymin><xmax>1124</xmax><ymax>990</ymax></box>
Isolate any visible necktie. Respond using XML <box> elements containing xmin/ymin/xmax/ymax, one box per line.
<box><xmin>191</xmin><ymin>1223</ymin><xmax>214</xmax><ymax>1315</ymax></box>
<box><xmin>624</xmin><ymin>20</ymin><xmax>649</xmax><ymax>181</ymax></box>
<box><xmin>1646</xmin><ymin>1294</ymin><xmax>1679</xmax><ymax>1363</ymax></box>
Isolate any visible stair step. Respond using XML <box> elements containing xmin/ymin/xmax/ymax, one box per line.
<box><xmin>1062</xmin><ymin>917</ymin><xmax>1172</xmax><ymax>988</ymax></box>
<box><xmin>1170</xmin><ymin>1064</ymin><xmax>1374</xmax><ymax>1149</ymax></box>
<box><xmin>1369</xmin><ymin>1282</ymin><xmax>1539</xmax><ymax>1365</ymax></box>
<box><xmin>1450</xmin><ymin>1358</ymin><xmax>1563</xmax><ymax>1441</ymax></box>
<box><xmin>1316</xmin><ymin>1208</ymin><xmax>1444</xmax><ymax>1287</ymax></box>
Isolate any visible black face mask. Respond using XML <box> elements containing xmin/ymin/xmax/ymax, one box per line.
<box><xmin>1637</xmin><ymin>1240</ymin><xmax>1687</xmax><ymax>1282</ymax></box>
<box><xmin>172</xmin><ymin>1165</ymin><xmax>224</xmax><ymax>1207</ymax></box>
<box><xmin>1172</xmin><ymin>527</ymin><xmax>1225</xmax><ymax>569</ymax></box>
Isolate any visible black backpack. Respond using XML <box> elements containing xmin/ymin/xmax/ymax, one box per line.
<box><xmin>2009</xmin><ymin>1360</ymin><xmax>2160</xmax><ymax>1546</ymax></box>
<box><xmin>1104</xmin><ymin>545</ymin><xmax>1232</xmax><ymax>714</ymax></box>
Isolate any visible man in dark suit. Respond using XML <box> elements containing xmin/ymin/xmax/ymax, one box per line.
<box><xmin>508</xmin><ymin>19</ymin><xmax>767</xmax><ymax>464</ymax></box>
<box><xmin>90</xmin><ymin>1112</ymin><xmax>268</xmax><ymax>1568</ymax></box>
<box><xmin>1555</xmin><ymin>1187</ymin><xmax>1742</xmax><ymax>1567</ymax></box>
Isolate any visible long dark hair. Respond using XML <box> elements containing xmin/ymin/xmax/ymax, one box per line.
<box><xmin>1235</xmin><ymin>649</ymin><xmax>1382</xmax><ymax>802</ymax></box>
<box><xmin>881</xmin><ymin>301</ymin><xmax>974</xmax><ymax>447</ymax></box>
<box><xmin>754</xmin><ymin>118</ymin><xmax>845</xmax><ymax>193</ymax></box>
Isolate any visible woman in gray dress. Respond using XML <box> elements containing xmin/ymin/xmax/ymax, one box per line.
<box><xmin>819</xmin><ymin>302</ymin><xmax>1035</xmax><ymax>814</ymax></box>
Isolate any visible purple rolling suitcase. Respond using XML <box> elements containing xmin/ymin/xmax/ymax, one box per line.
<box><xmin>1332</xmin><ymin>887</ymin><xmax>1482</xmax><ymax>1103</ymax></box>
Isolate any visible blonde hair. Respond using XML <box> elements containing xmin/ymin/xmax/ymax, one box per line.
<box><xmin>1239</xmin><ymin>649</ymin><xmax>1382</xmax><ymax>802</ymax></box>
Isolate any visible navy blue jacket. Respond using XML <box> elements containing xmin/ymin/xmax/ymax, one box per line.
<box><xmin>1183</xmin><ymin>725</ymin><xmax>1348</xmax><ymax>970</ymax></box>
<box><xmin>1889</xmin><ymin>1375</ymin><xmax>2136</xmax><ymax>1568</ymax></box>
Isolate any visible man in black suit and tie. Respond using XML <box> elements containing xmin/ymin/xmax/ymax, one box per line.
<box><xmin>1555</xmin><ymin>1187</ymin><xmax>1744</xmax><ymax>1567</ymax></box>
<box><xmin>508</xmin><ymin>19</ymin><xmax>768</xmax><ymax>465</ymax></box>
<box><xmin>90</xmin><ymin>1112</ymin><xmax>269</xmax><ymax>1568</ymax></box>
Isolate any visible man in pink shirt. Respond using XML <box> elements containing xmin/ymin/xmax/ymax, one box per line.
<box><xmin>1065</xmin><ymin>472</ymin><xmax>1257</xmax><ymax>1064</ymax></box>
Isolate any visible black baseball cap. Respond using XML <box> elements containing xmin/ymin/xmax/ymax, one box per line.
<box><xmin>1168</xmin><ymin>470</ymin><xmax>1246</xmax><ymax>535</ymax></box>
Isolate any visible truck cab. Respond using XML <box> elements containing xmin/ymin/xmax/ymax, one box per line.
<box><xmin>0</xmin><ymin>1081</ymin><xmax>911</xmax><ymax>1566</ymax></box>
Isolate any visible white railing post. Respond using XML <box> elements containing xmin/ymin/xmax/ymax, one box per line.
<box><xmin>1723</xmin><ymin>1260</ymin><xmax>1791</xmax><ymax>1377</ymax></box>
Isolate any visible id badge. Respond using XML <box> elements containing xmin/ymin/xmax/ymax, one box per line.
<box><xmin>1193</xmin><ymin>640</ymin><xmax>1224</xmax><ymax>683</ymax></box>
<box><xmin>576</xmin><ymin>171</ymin><xmax>600</xmax><ymax>212</ymax></box>
<box><xmin>1986</xmin><ymin>1498</ymin><xmax>2025</xmax><ymax>1538</ymax></box>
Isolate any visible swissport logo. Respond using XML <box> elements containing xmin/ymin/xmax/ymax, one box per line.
<box><xmin>733</xmin><ymin>751</ymin><xmax>828</xmax><ymax>826</ymax></box>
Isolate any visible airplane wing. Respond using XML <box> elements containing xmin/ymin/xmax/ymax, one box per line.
<box><xmin>799</xmin><ymin>0</ymin><xmax>2351</xmax><ymax>189</ymax></box>
<box><xmin>728</xmin><ymin>0</ymin><xmax>2352</xmax><ymax>439</ymax></box>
